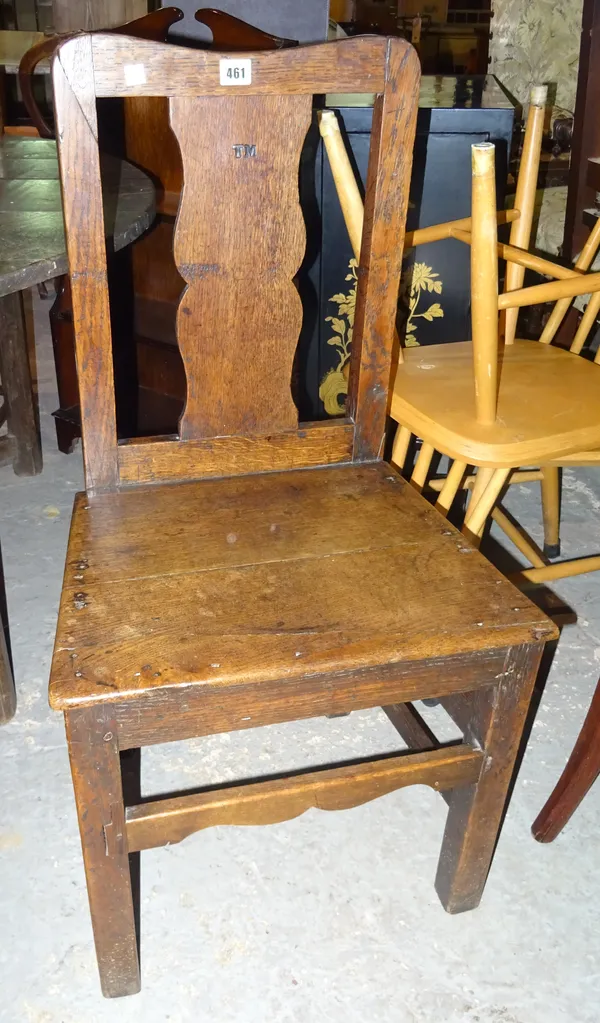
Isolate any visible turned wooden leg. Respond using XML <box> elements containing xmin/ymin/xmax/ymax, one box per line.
<box><xmin>65</xmin><ymin>706</ymin><xmax>140</xmax><ymax>998</ymax></box>
<box><xmin>435</xmin><ymin>460</ymin><xmax>467</xmax><ymax>515</ymax></box>
<box><xmin>468</xmin><ymin>466</ymin><xmax>495</xmax><ymax>512</ymax></box>
<box><xmin>0</xmin><ymin>541</ymin><xmax>15</xmax><ymax>725</ymax></box>
<box><xmin>0</xmin><ymin>291</ymin><xmax>42</xmax><ymax>476</ymax></box>
<box><xmin>462</xmin><ymin>468</ymin><xmax>511</xmax><ymax>543</ymax></box>
<box><xmin>410</xmin><ymin>442</ymin><xmax>434</xmax><ymax>492</ymax></box>
<box><xmin>541</xmin><ymin>465</ymin><xmax>561</xmax><ymax>559</ymax></box>
<box><xmin>391</xmin><ymin>425</ymin><xmax>411</xmax><ymax>472</ymax></box>
<box><xmin>532</xmin><ymin>676</ymin><xmax>600</xmax><ymax>843</ymax></box>
<box><xmin>436</xmin><ymin>643</ymin><xmax>543</xmax><ymax>913</ymax></box>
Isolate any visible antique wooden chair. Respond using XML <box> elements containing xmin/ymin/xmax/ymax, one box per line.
<box><xmin>532</xmin><ymin>673</ymin><xmax>600</xmax><ymax>842</ymax></box>
<box><xmin>49</xmin><ymin>32</ymin><xmax>555</xmax><ymax>998</ymax></box>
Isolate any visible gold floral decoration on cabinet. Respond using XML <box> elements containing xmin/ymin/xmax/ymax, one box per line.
<box><xmin>402</xmin><ymin>261</ymin><xmax>444</xmax><ymax>345</ymax></box>
<box><xmin>319</xmin><ymin>258</ymin><xmax>444</xmax><ymax>416</ymax></box>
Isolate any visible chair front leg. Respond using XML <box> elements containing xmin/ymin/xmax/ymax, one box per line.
<box><xmin>436</xmin><ymin>642</ymin><xmax>543</xmax><ymax>912</ymax></box>
<box><xmin>65</xmin><ymin>706</ymin><xmax>140</xmax><ymax>998</ymax></box>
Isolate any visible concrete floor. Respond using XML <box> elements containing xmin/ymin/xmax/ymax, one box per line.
<box><xmin>1</xmin><ymin>296</ymin><xmax>599</xmax><ymax>1022</ymax></box>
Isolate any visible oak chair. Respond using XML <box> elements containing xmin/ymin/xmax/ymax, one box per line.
<box><xmin>49</xmin><ymin>32</ymin><xmax>556</xmax><ymax>998</ymax></box>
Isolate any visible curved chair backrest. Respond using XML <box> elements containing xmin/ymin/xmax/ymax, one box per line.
<box><xmin>20</xmin><ymin>7</ymin><xmax>298</xmax><ymax>140</ymax></box>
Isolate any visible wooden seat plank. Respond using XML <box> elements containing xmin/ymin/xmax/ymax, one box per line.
<box><xmin>50</xmin><ymin>463</ymin><xmax>553</xmax><ymax>709</ymax></box>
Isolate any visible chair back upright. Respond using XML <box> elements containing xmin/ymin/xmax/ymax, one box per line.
<box><xmin>51</xmin><ymin>33</ymin><xmax>420</xmax><ymax>493</ymax></box>
<box><xmin>470</xmin><ymin>143</ymin><xmax>500</xmax><ymax>425</ymax></box>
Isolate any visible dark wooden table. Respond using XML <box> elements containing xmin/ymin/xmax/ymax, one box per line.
<box><xmin>0</xmin><ymin>136</ymin><xmax>155</xmax><ymax>476</ymax></box>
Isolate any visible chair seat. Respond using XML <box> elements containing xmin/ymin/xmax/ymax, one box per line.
<box><xmin>391</xmin><ymin>340</ymin><xmax>600</xmax><ymax>467</ymax></box>
<box><xmin>49</xmin><ymin>461</ymin><xmax>549</xmax><ymax>710</ymax></box>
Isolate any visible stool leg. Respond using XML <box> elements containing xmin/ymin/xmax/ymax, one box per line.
<box><xmin>0</xmin><ymin>291</ymin><xmax>42</xmax><ymax>476</ymax></box>
<box><xmin>532</xmin><ymin>676</ymin><xmax>600</xmax><ymax>842</ymax></box>
<box><xmin>436</xmin><ymin>642</ymin><xmax>543</xmax><ymax>913</ymax></box>
<box><xmin>541</xmin><ymin>466</ymin><xmax>561</xmax><ymax>558</ymax></box>
<box><xmin>65</xmin><ymin>706</ymin><xmax>140</xmax><ymax>998</ymax></box>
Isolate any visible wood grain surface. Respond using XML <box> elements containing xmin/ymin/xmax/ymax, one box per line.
<box><xmin>117</xmin><ymin>422</ymin><xmax>354</xmax><ymax>484</ymax></box>
<box><xmin>171</xmin><ymin>93</ymin><xmax>311</xmax><ymax>439</ymax></box>
<box><xmin>125</xmin><ymin>745</ymin><xmax>483</xmax><ymax>851</ymax></box>
<box><xmin>53</xmin><ymin>37</ymin><xmax>123</xmax><ymax>491</ymax></box>
<box><xmin>348</xmin><ymin>40</ymin><xmax>420</xmax><ymax>459</ymax></box>
<box><xmin>89</xmin><ymin>33</ymin><xmax>390</xmax><ymax>96</ymax></box>
<box><xmin>50</xmin><ymin>462</ymin><xmax>555</xmax><ymax>709</ymax></box>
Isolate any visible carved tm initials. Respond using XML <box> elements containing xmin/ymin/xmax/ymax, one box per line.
<box><xmin>232</xmin><ymin>144</ymin><xmax>257</xmax><ymax>159</ymax></box>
